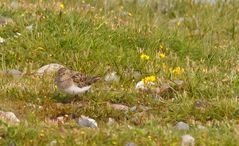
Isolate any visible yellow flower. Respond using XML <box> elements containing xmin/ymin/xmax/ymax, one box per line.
<box><xmin>170</xmin><ymin>67</ymin><xmax>184</xmax><ymax>75</ymax></box>
<box><xmin>143</xmin><ymin>75</ymin><xmax>156</xmax><ymax>84</ymax></box>
<box><xmin>60</xmin><ymin>3</ymin><xmax>64</xmax><ymax>9</ymax></box>
<box><xmin>159</xmin><ymin>53</ymin><xmax>166</xmax><ymax>59</ymax></box>
<box><xmin>128</xmin><ymin>12</ymin><xmax>132</xmax><ymax>16</ymax></box>
<box><xmin>140</xmin><ymin>53</ymin><xmax>150</xmax><ymax>60</ymax></box>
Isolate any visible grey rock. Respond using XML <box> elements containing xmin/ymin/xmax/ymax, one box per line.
<box><xmin>176</xmin><ymin>121</ymin><xmax>189</xmax><ymax>130</ymax></box>
<box><xmin>48</xmin><ymin>140</ymin><xmax>57</xmax><ymax>146</ymax></box>
<box><xmin>36</xmin><ymin>63</ymin><xmax>64</xmax><ymax>75</ymax></box>
<box><xmin>107</xmin><ymin>117</ymin><xmax>115</xmax><ymax>126</ymax></box>
<box><xmin>130</xmin><ymin>106</ymin><xmax>137</xmax><ymax>112</ymax></box>
<box><xmin>197</xmin><ymin>125</ymin><xmax>207</xmax><ymax>130</ymax></box>
<box><xmin>104</xmin><ymin>72</ymin><xmax>120</xmax><ymax>82</ymax></box>
<box><xmin>125</xmin><ymin>142</ymin><xmax>138</xmax><ymax>146</ymax></box>
<box><xmin>1</xmin><ymin>69</ymin><xmax>22</xmax><ymax>77</ymax></box>
<box><xmin>181</xmin><ymin>134</ymin><xmax>195</xmax><ymax>146</ymax></box>
<box><xmin>76</xmin><ymin>115</ymin><xmax>98</xmax><ymax>128</ymax></box>
<box><xmin>132</xmin><ymin>71</ymin><xmax>141</xmax><ymax>79</ymax></box>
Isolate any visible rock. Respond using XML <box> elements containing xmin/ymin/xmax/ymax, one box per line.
<box><xmin>8</xmin><ymin>142</ymin><xmax>16</xmax><ymax>146</ymax></box>
<box><xmin>133</xmin><ymin>71</ymin><xmax>141</xmax><ymax>79</ymax></box>
<box><xmin>130</xmin><ymin>106</ymin><xmax>137</xmax><ymax>112</ymax></box>
<box><xmin>0</xmin><ymin>17</ymin><xmax>14</xmax><ymax>26</ymax></box>
<box><xmin>173</xmin><ymin>80</ymin><xmax>185</xmax><ymax>89</ymax></box>
<box><xmin>0</xmin><ymin>111</ymin><xmax>20</xmax><ymax>125</ymax></box>
<box><xmin>154</xmin><ymin>83</ymin><xmax>172</xmax><ymax>94</ymax></box>
<box><xmin>125</xmin><ymin>142</ymin><xmax>138</xmax><ymax>146</ymax></box>
<box><xmin>135</xmin><ymin>81</ymin><xmax>145</xmax><ymax>90</ymax></box>
<box><xmin>197</xmin><ymin>125</ymin><xmax>207</xmax><ymax>130</ymax></box>
<box><xmin>109</xmin><ymin>103</ymin><xmax>129</xmax><ymax>111</ymax></box>
<box><xmin>26</xmin><ymin>24</ymin><xmax>33</xmax><ymax>32</ymax></box>
<box><xmin>107</xmin><ymin>117</ymin><xmax>115</xmax><ymax>126</ymax></box>
<box><xmin>104</xmin><ymin>72</ymin><xmax>120</xmax><ymax>82</ymax></box>
<box><xmin>36</xmin><ymin>63</ymin><xmax>64</xmax><ymax>75</ymax></box>
<box><xmin>193</xmin><ymin>0</ymin><xmax>216</xmax><ymax>4</ymax></box>
<box><xmin>135</xmin><ymin>80</ymin><xmax>155</xmax><ymax>90</ymax></box>
<box><xmin>138</xmin><ymin>105</ymin><xmax>151</xmax><ymax>111</ymax></box>
<box><xmin>0</xmin><ymin>69</ymin><xmax>22</xmax><ymax>77</ymax></box>
<box><xmin>48</xmin><ymin>140</ymin><xmax>57</xmax><ymax>146</ymax></box>
<box><xmin>181</xmin><ymin>134</ymin><xmax>195</xmax><ymax>146</ymax></box>
<box><xmin>168</xmin><ymin>17</ymin><xmax>185</xmax><ymax>27</ymax></box>
<box><xmin>76</xmin><ymin>115</ymin><xmax>98</xmax><ymax>128</ymax></box>
<box><xmin>176</xmin><ymin>121</ymin><xmax>189</xmax><ymax>130</ymax></box>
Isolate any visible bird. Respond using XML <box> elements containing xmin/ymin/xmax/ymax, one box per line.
<box><xmin>55</xmin><ymin>67</ymin><xmax>100</xmax><ymax>96</ymax></box>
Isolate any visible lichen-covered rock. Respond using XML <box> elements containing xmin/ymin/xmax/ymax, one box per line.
<box><xmin>76</xmin><ymin>115</ymin><xmax>98</xmax><ymax>128</ymax></box>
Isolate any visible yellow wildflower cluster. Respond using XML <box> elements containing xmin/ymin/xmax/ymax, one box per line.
<box><xmin>170</xmin><ymin>67</ymin><xmax>184</xmax><ymax>75</ymax></box>
<box><xmin>140</xmin><ymin>53</ymin><xmax>150</xmax><ymax>60</ymax></box>
<box><xmin>142</xmin><ymin>75</ymin><xmax>156</xmax><ymax>84</ymax></box>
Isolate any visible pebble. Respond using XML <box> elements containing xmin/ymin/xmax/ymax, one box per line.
<box><xmin>48</xmin><ymin>140</ymin><xmax>57</xmax><ymax>146</ymax></box>
<box><xmin>107</xmin><ymin>117</ymin><xmax>115</xmax><ymax>126</ymax></box>
<box><xmin>181</xmin><ymin>134</ymin><xmax>195</xmax><ymax>146</ymax></box>
<box><xmin>104</xmin><ymin>71</ymin><xmax>120</xmax><ymax>82</ymax></box>
<box><xmin>109</xmin><ymin>103</ymin><xmax>129</xmax><ymax>111</ymax></box>
<box><xmin>135</xmin><ymin>80</ymin><xmax>155</xmax><ymax>90</ymax></box>
<box><xmin>76</xmin><ymin>115</ymin><xmax>98</xmax><ymax>128</ymax></box>
<box><xmin>0</xmin><ymin>69</ymin><xmax>22</xmax><ymax>77</ymax></box>
<box><xmin>26</xmin><ymin>24</ymin><xmax>33</xmax><ymax>32</ymax></box>
<box><xmin>36</xmin><ymin>63</ymin><xmax>64</xmax><ymax>75</ymax></box>
<box><xmin>176</xmin><ymin>121</ymin><xmax>189</xmax><ymax>130</ymax></box>
<box><xmin>125</xmin><ymin>142</ymin><xmax>138</xmax><ymax>146</ymax></box>
<box><xmin>0</xmin><ymin>111</ymin><xmax>20</xmax><ymax>125</ymax></box>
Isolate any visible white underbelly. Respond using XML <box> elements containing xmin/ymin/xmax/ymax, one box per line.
<box><xmin>63</xmin><ymin>85</ymin><xmax>91</xmax><ymax>95</ymax></box>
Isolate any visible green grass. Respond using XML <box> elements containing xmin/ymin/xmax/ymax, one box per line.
<box><xmin>1</xmin><ymin>0</ymin><xmax>239</xmax><ymax>145</ymax></box>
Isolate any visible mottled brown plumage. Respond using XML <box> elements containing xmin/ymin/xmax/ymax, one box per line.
<box><xmin>55</xmin><ymin>67</ymin><xmax>100</xmax><ymax>95</ymax></box>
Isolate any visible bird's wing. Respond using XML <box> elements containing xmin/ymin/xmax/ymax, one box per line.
<box><xmin>71</xmin><ymin>72</ymin><xmax>100</xmax><ymax>88</ymax></box>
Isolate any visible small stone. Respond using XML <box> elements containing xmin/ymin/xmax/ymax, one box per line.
<box><xmin>133</xmin><ymin>71</ymin><xmax>141</xmax><ymax>79</ymax></box>
<box><xmin>176</xmin><ymin>121</ymin><xmax>189</xmax><ymax>130</ymax></box>
<box><xmin>0</xmin><ymin>111</ymin><xmax>20</xmax><ymax>125</ymax></box>
<box><xmin>1</xmin><ymin>69</ymin><xmax>22</xmax><ymax>77</ymax></box>
<box><xmin>109</xmin><ymin>103</ymin><xmax>129</xmax><ymax>111</ymax></box>
<box><xmin>135</xmin><ymin>80</ymin><xmax>154</xmax><ymax>90</ymax></box>
<box><xmin>0</xmin><ymin>17</ymin><xmax>14</xmax><ymax>26</ymax></box>
<box><xmin>130</xmin><ymin>106</ymin><xmax>137</xmax><ymax>112</ymax></box>
<box><xmin>197</xmin><ymin>125</ymin><xmax>207</xmax><ymax>130</ymax></box>
<box><xmin>195</xmin><ymin>100</ymin><xmax>203</xmax><ymax>108</ymax></box>
<box><xmin>36</xmin><ymin>63</ymin><xmax>64</xmax><ymax>75</ymax></box>
<box><xmin>138</xmin><ymin>105</ymin><xmax>151</xmax><ymax>111</ymax></box>
<box><xmin>107</xmin><ymin>117</ymin><xmax>115</xmax><ymax>126</ymax></box>
<box><xmin>104</xmin><ymin>72</ymin><xmax>120</xmax><ymax>82</ymax></box>
<box><xmin>173</xmin><ymin>80</ymin><xmax>185</xmax><ymax>89</ymax></box>
<box><xmin>135</xmin><ymin>81</ymin><xmax>145</xmax><ymax>90</ymax></box>
<box><xmin>125</xmin><ymin>142</ymin><xmax>138</xmax><ymax>146</ymax></box>
<box><xmin>181</xmin><ymin>134</ymin><xmax>195</xmax><ymax>146</ymax></box>
<box><xmin>154</xmin><ymin>83</ymin><xmax>172</xmax><ymax>94</ymax></box>
<box><xmin>26</xmin><ymin>24</ymin><xmax>33</xmax><ymax>31</ymax></box>
<box><xmin>8</xmin><ymin>142</ymin><xmax>16</xmax><ymax>146</ymax></box>
<box><xmin>76</xmin><ymin>115</ymin><xmax>98</xmax><ymax>128</ymax></box>
<box><xmin>48</xmin><ymin>140</ymin><xmax>57</xmax><ymax>146</ymax></box>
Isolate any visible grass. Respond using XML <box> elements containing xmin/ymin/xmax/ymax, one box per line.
<box><xmin>1</xmin><ymin>0</ymin><xmax>239</xmax><ymax>145</ymax></box>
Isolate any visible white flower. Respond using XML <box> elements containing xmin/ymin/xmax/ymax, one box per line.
<box><xmin>0</xmin><ymin>37</ymin><xmax>5</xmax><ymax>43</ymax></box>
